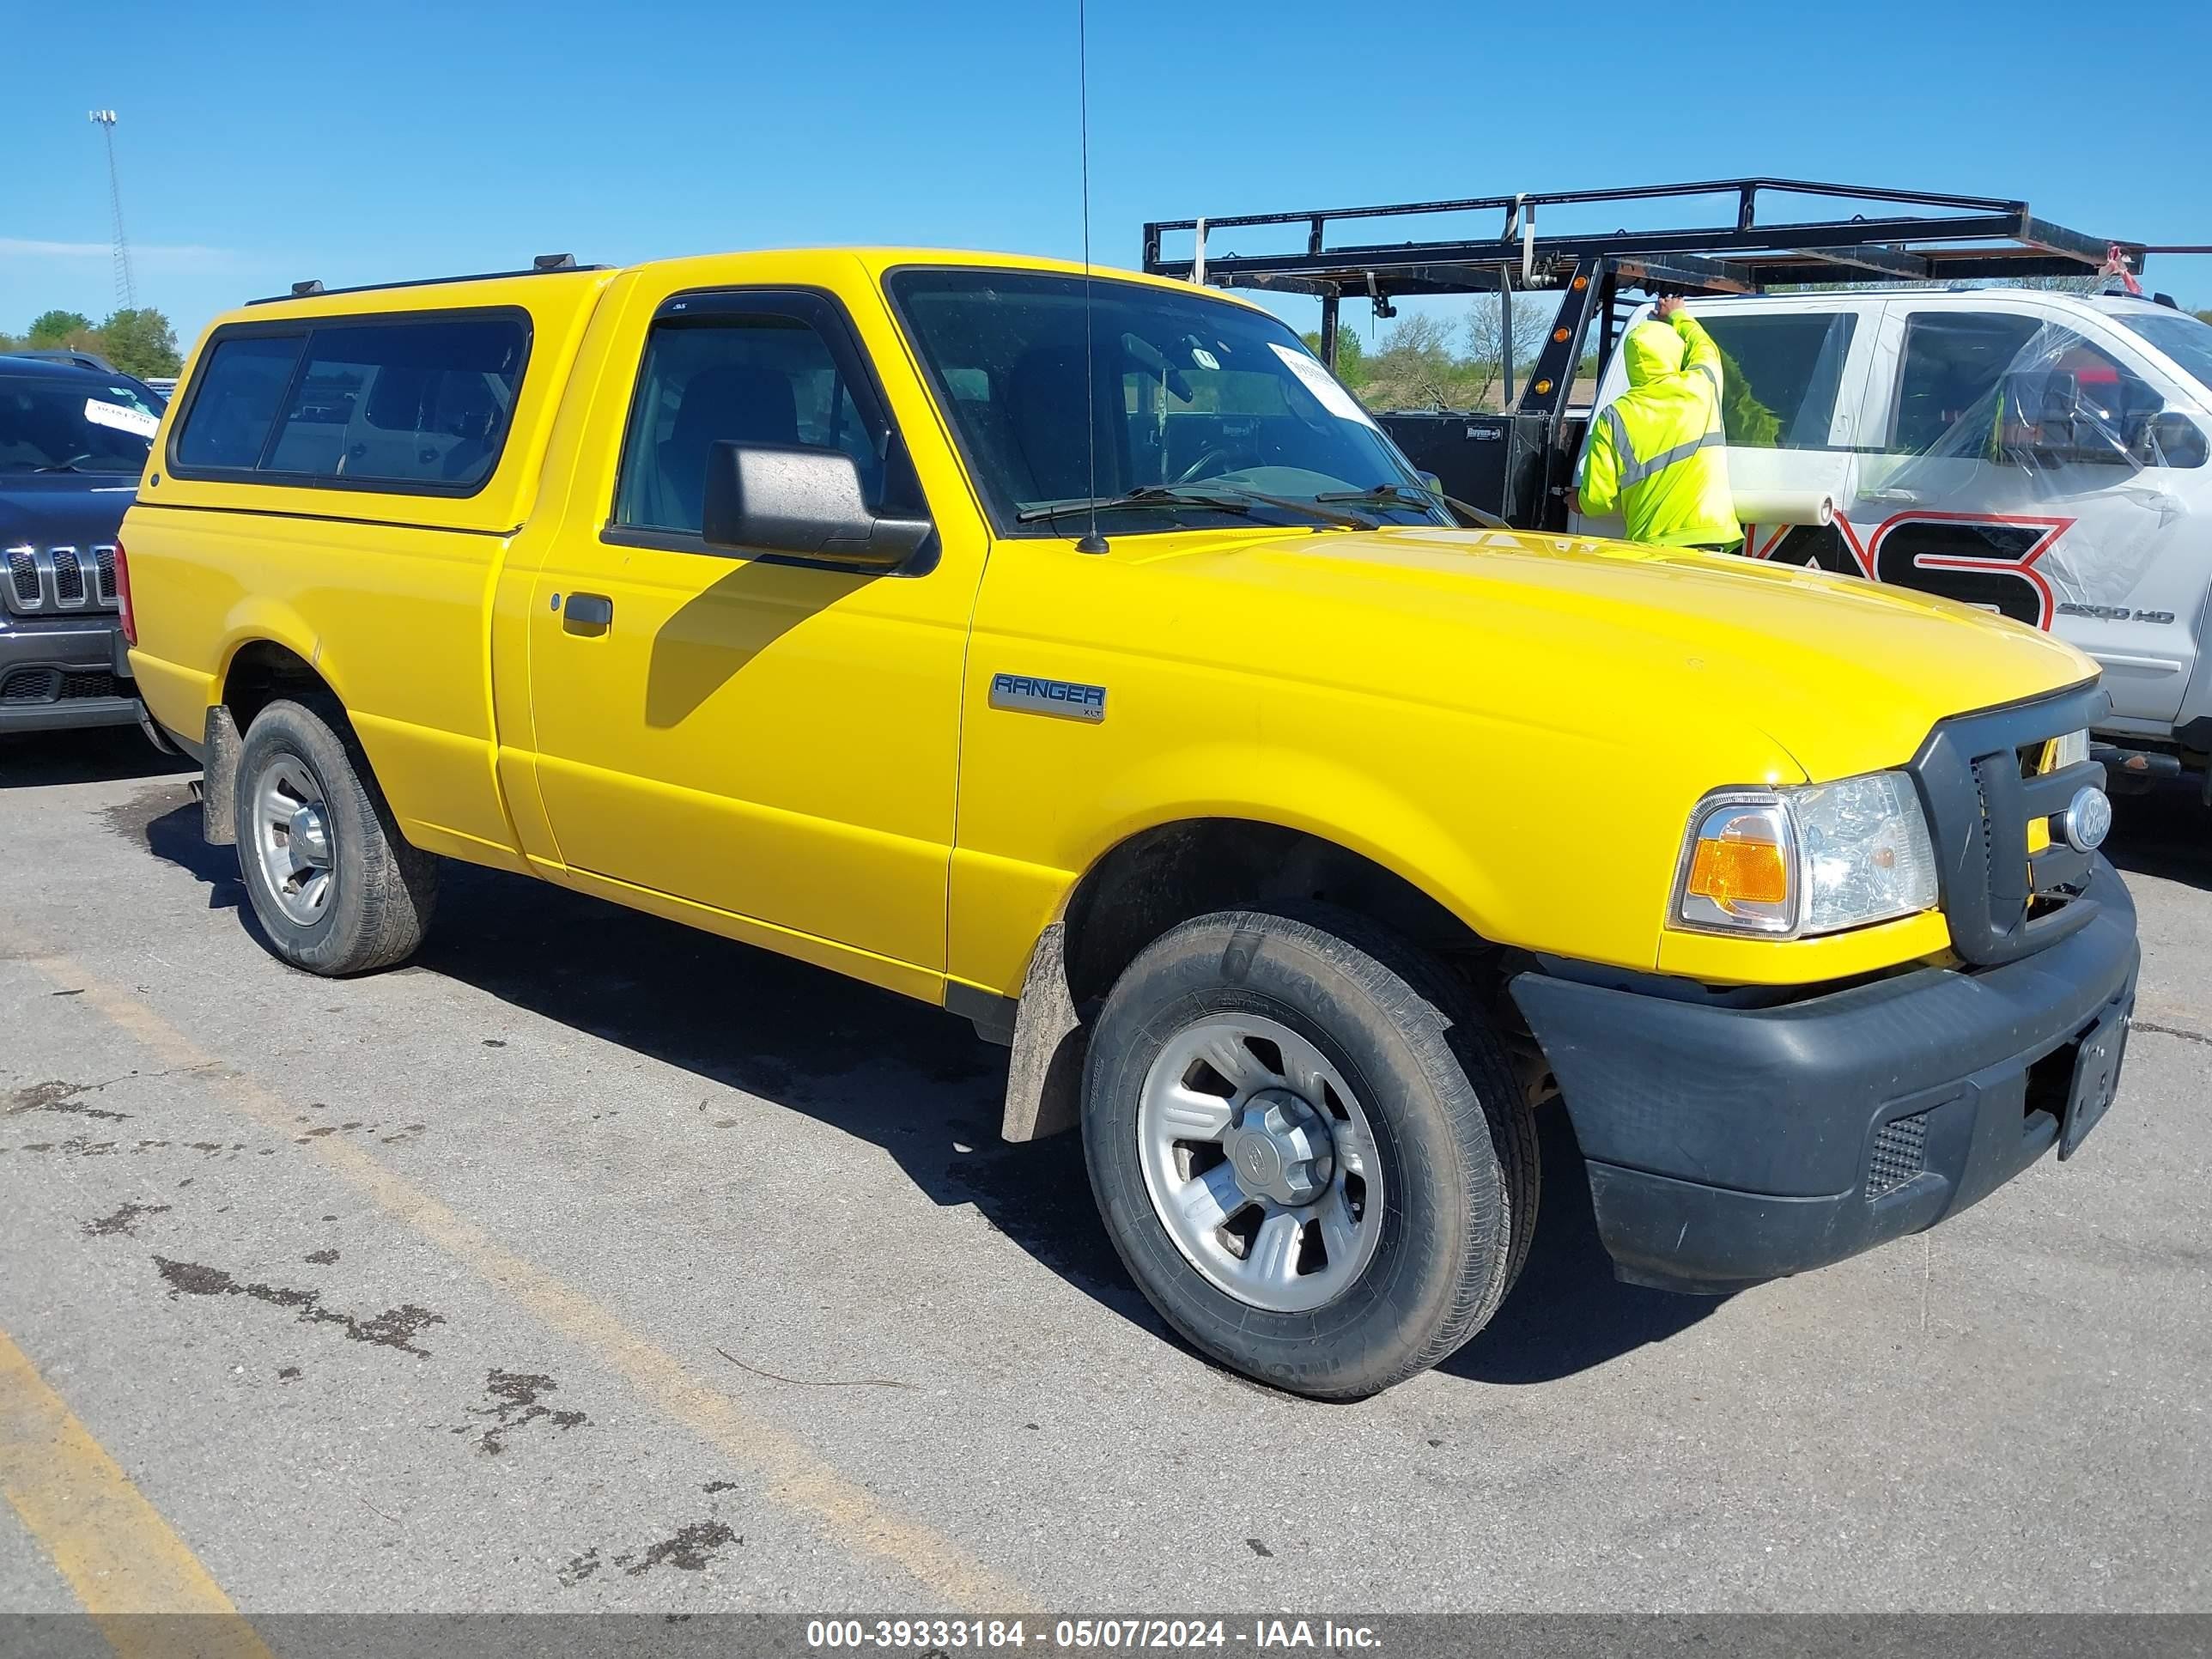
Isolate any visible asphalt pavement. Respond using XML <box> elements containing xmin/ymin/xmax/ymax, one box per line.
<box><xmin>0</xmin><ymin>726</ymin><xmax>2206</xmax><ymax>1614</ymax></box>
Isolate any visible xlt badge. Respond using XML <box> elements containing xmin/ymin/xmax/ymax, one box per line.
<box><xmin>989</xmin><ymin>672</ymin><xmax>1106</xmax><ymax>723</ymax></box>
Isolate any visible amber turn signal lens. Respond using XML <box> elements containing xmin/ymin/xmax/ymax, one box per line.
<box><xmin>1686</xmin><ymin>836</ymin><xmax>1790</xmax><ymax>908</ymax></box>
<box><xmin>1534</xmin><ymin>379</ymin><xmax>1553</xmax><ymax>394</ymax></box>
<box><xmin>1553</xmin><ymin>328</ymin><xmax>1570</xmax><ymax>343</ymax></box>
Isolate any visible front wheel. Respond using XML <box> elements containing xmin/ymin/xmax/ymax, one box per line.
<box><xmin>1082</xmin><ymin>904</ymin><xmax>1537</xmax><ymax>1400</ymax></box>
<box><xmin>233</xmin><ymin>697</ymin><xmax>437</xmax><ymax>975</ymax></box>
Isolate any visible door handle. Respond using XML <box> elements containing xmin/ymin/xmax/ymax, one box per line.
<box><xmin>562</xmin><ymin>592</ymin><xmax>614</xmax><ymax>630</ymax></box>
<box><xmin>1863</xmin><ymin>487</ymin><xmax>1923</xmax><ymax>504</ymax></box>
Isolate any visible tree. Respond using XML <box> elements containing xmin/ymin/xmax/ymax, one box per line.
<box><xmin>1462</xmin><ymin>292</ymin><xmax>1556</xmax><ymax>408</ymax></box>
<box><xmin>2196</xmin><ymin>308</ymin><xmax>2212</xmax><ymax>327</ymax></box>
<box><xmin>1357</xmin><ymin>313</ymin><xmax>1466</xmax><ymax>410</ymax></box>
<box><xmin>27</xmin><ymin>309</ymin><xmax>94</xmax><ymax>345</ymax></box>
<box><xmin>1717</xmin><ymin>347</ymin><xmax>1781</xmax><ymax>448</ymax></box>
<box><xmin>95</xmin><ymin>308</ymin><xmax>183</xmax><ymax>379</ymax></box>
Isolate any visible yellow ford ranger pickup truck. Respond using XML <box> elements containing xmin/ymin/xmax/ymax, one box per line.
<box><xmin>120</xmin><ymin>248</ymin><xmax>2139</xmax><ymax>1397</ymax></box>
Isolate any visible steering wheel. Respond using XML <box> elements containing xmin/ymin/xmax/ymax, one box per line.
<box><xmin>1174</xmin><ymin>447</ymin><xmax>1238</xmax><ymax>485</ymax></box>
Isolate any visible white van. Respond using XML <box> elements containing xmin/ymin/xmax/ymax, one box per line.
<box><xmin>1571</xmin><ymin>290</ymin><xmax>2212</xmax><ymax>789</ymax></box>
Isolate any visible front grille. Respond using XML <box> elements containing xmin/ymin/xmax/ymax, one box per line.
<box><xmin>1909</xmin><ymin>684</ymin><xmax>2107</xmax><ymax>967</ymax></box>
<box><xmin>1867</xmin><ymin>1111</ymin><xmax>1929</xmax><ymax>1200</ymax></box>
<box><xmin>58</xmin><ymin>670</ymin><xmax>118</xmax><ymax>701</ymax></box>
<box><xmin>0</xmin><ymin>544</ymin><xmax>119</xmax><ymax>616</ymax></box>
<box><xmin>1</xmin><ymin>668</ymin><xmax>60</xmax><ymax>704</ymax></box>
<box><xmin>0</xmin><ymin>668</ymin><xmax>119</xmax><ymax>706</ymax></box>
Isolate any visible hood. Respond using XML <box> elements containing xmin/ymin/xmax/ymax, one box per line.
<box><xmin>0</xmin><ymin>475</ymin><xmax>140</xmax><ymax>550</ymax></box>
<box><xmin>1120</xmin><ymin>525</ymin><xmax>2096</xmax><ymax>785</ymax></box>
<box><xmin>1622</xmin><ymin>320</ymin><xmax>1686</xmax><ymax>386</ymax></box>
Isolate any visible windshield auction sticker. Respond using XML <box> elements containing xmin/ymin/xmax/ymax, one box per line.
<box><xmin>1269</xmin><ymin>343</ymin><xmax>1381</xmax><ymax>429</ymax></box>
<box><xmin>84</xmin><ymin>398</ymin><xmax>160</xmax><ymax>440</ymax></box>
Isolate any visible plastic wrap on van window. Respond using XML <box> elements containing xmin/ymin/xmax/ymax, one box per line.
<box><xmin>1882</xmin><ymin>319</ymin><xmax>2199</xmax><ymax>611</ymax></box>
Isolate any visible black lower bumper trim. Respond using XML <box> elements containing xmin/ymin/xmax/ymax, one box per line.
<box><xmin>0</xmin><ymin>695</ymin><xmax>145</xmax><ymax>733</ymax></box>
<box><xmin>1511</xmin><ymin>858</ymin><xmax>2140</xmax><ymax>1294</ymax></box>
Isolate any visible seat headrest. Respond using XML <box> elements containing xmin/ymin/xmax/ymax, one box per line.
<box><xmin>670</xmin><ymin>363</ymin><xmax>799</xmax><ymax>451</ymax></box>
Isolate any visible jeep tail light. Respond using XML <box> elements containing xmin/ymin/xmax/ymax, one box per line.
<box><xmin>114</xmin><ymin>539</ymin><xmax>137</xmax><ymax>647</ymax></box>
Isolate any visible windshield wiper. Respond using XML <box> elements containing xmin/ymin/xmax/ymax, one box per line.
<box><xmin>1017</xmin><ymin>483</ymin><xmax>1381</xmax><ymax>532</ymax></box>
<box><xmin>1198</xmin><ymin>484</ymin><xmax>1379</xmax><ymax>530</ymax></box>
<box><xmin>1016</xmin><ymin>485</ymin><xmax>1255</xmax><ymax>525</ymax></box>
<box><xmin>1315</xmin><ymin>482</ymin><xmax>1509</xmax><ymax>531</ymax></box>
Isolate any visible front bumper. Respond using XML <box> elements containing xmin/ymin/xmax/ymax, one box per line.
<box><xmin>0</xmin><ymin>613</ymin><xmax>141</xmax><ymax>733</ymax></box>
<box><xmin>1510</xmin><ymin>857</ymin><xmax>2140</xmax><ymax>1295</ymax></box>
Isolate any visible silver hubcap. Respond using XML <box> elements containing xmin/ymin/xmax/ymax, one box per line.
<box><xmin>249</xmin><ymin>755</ymin><xmax>334</xmax><ymax>927</ymax></box>
<box><xmin>1136</xmin><ymin>1013</ymin><xmax>1383</xmax><ymax>1314</ymax></box>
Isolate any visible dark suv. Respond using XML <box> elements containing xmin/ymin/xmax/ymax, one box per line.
<box><xmin>0</xmin><ymin>356</ymin><xmax>163</xmax><ymax>737</ymax></box>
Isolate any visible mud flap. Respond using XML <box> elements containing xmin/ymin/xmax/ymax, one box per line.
<box><xmin>200</xmin><ymin>705</ymin><xmax>242</xmax><ymax>846</ymax></box>
<box><xmin>1000</xmin><ymin>921</ymin><xmax>1087</xmax><ymax>1143</ymax></box>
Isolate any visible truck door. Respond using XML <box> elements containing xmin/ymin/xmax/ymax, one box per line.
<box><xmin>1568</xmin><ymin>299</ymin><xmax>1872</xmax><ymax>560</ymax></box>
<box><xmin>1852</xmin><ymin>301</ymin><xmax>2209</xmax><ymax>725</ymax></box>
<box><xmin>1693</xmin><ymin>301</ymin><xmax>1872</xmax><ymax>568</ymax></box>
<box><xmin>518</xmin><ymin>278</ymin><xmax>986</xmax><ymax>994</ymax></box>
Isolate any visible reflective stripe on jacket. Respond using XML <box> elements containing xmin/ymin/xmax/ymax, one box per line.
<box><xmin>1577</xmin><ymin>315</ymin><xmax>1742</xmax><ymax>549</ymax></box>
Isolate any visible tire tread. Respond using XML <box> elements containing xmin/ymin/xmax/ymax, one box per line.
<box><xmin>1084</xmin><ymin>901</ymin><xmax>1538</xmax><ymax>1398</ymax></box>
<box><xmin>234</xmin><ymin>696</ymin><xmax>436</xmax><ymax>975</ymax></box>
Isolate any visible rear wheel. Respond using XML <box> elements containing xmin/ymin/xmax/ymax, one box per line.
<box><xmin>1082</xmin><ymin>904</ymin><xmax>1537</xmax><ymax>1399</ymax></box>
<box><xmin>233</xmin><ymin>697</ymin><xmax>436</xmax><ymax>975</ymax></box>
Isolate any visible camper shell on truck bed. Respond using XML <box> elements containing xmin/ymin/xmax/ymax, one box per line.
<box><xmin>1143</xmin><ymin>179</ymin><xmax>2212</xmax><ymax>793</ymax></box>
<box><xmin>128</xmin><ymin>242</ymin><xmax>2138</xmax><ymax>1398</ymax></box>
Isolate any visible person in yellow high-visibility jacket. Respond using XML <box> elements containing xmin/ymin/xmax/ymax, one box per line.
<box><xmin>1571</xmin><ymin>297</ymin><xmax>1742</xmax><ymax>551</ymax></box>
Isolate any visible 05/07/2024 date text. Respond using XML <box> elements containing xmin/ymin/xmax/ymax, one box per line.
<box><xmin>805</xmin><ymin>1618</ymin><xmax>1382</xmax><ymax>1650</ymax></box>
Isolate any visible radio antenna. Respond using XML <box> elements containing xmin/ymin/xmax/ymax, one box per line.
<box><xmin>1073</xmin><ymin>0</ymin><xmax>1108</xmax><ymax>555</ymax></box>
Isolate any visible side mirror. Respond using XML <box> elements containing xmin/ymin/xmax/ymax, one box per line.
<box><xmin>700</xmin><ymin>441</ymin><xmax>932</xmax><ymax>570</ymax></box>
<box><xmin>2143</xmin><ymin>410</ymin><xmax>2210</xmax><ymax>470</ymax></box>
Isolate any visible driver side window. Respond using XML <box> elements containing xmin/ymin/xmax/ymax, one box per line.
<box><xmin>1995</xmin><ymin>336</ymin><xmax>2167</xmax><ymax>468</ymax></box>
<box><xmin>1890</xmin><ymin>312</ymin><xmax>2173</xmax><ymax>467</ymax></box>
<box><xmin>614</xmin><ymin>311</ymin><xmax>888</xmax><ymax>537</ymax></box>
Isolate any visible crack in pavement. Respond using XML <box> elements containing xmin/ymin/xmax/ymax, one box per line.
<box><xmin>460</xmin><ymin>1368</ymin><xmax>588</xmax><ymax>1455</ymax></box>
<box><xmin>83</xmin><ymin>1200</ymin><xmax>172</xmax><ymax>1238</ymax></box>
<box><xmin>152</xmin><ymin>1256</ymin><xmax>447</xmax><ymax>1357</ymax></box>
<box><xmin>617</xmin><ymin>1519</ymin><xmax>740</xmax><ymax>1577</ymax></box>
<box><xmin>8</xmin><ymin>1079</ymin><xmax>130</xmax><ymax>1122</ymax></box>
<box><xmin>6</xmin><ymin>1066</ymin><xmax>225</xmax><ymax>1122</ymax></box>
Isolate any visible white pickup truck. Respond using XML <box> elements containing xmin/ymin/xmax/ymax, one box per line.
<box><xmin>1146</xmin><ymin>180</ymin><xmax>2212</xmax><ymax>800</ymax></box>
<box><xmin>1568</xmin><ymin>289</ymin><xmax>2212</xmax><ymax>789</ymax></box>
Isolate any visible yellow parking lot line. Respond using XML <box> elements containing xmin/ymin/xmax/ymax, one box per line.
<box><xmin>5</xmin><ymin>937</ymin><xmax>1037</xmax><ymax>1612</ymax></box>
<box><xmin>0</xmin><ymin>1325</ymin><xmax>275</xmax><ymax>1658</ymax></box>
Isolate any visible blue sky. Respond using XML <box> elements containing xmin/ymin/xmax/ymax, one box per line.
<box><xmin>7</xmin><ymin>0</ymin><xmax>2209</xmax><ymax>349</ymax></box>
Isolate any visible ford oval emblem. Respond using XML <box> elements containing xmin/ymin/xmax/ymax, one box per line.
<box><xmin>2062</xmin><ymin>787</ymin><xmax>2112</xmax><ymax>854</ymax></box>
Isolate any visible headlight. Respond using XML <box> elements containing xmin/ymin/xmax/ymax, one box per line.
<box><xmin>1673</xmin><ymin>772</ymin><xmax>1939</xmax><ymax>939</ymax></box>
<box><xmin>2045</xmin><ymin>728</ymin><xmax>2089</xmax><ymax>772</ymax></box>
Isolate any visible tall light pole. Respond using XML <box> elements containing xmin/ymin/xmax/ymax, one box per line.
<box><xmin>88</xmin><ymin>110</ymin><xmax>137</xmax><ymax>312</ymax></box>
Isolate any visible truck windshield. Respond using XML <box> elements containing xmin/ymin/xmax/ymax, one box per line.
<box><xmin>888</xmin><ymin>268</ymin><xmax>1447</xmax><ymax>535</ymax></box>
<box><xmin>2113</xmin><ymin>309</ymin><xmax>2212</xmax><ymax>398</ymax></box>
<box><xmin>0</xmin><ymin>374</ymin><xmax>160</xmax><ymax>474</ymax></box>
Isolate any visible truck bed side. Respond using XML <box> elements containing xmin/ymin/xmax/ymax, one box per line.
<box><xmin>125</xmin><ymin>270</ymin><xmax>618</xmax><ymax>870</ymax></box>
